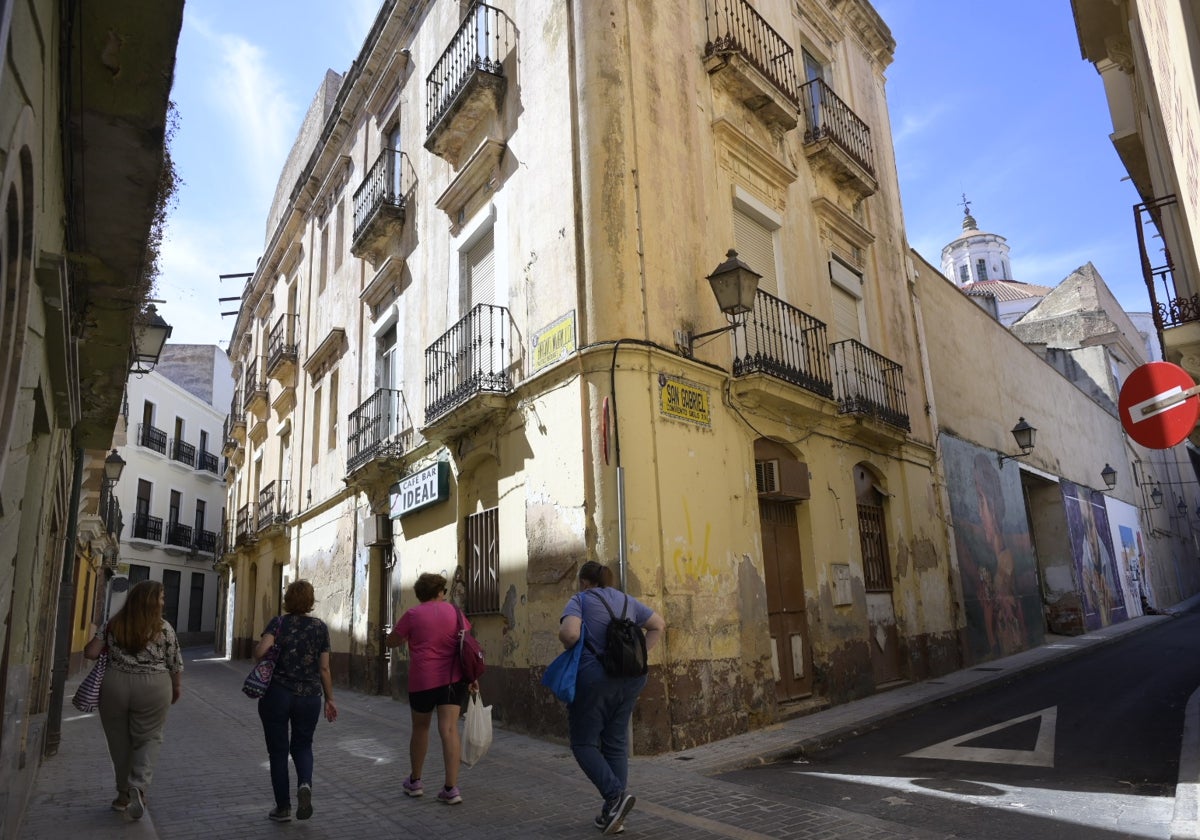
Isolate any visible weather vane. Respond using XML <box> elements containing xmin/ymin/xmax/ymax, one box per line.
<box><xmin>958</xmin><ymin>193</ymin><xmax>972</xmax><ymax>217</ymax></box>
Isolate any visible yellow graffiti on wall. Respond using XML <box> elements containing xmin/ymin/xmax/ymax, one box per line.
<box><xmin>671</xmin><ymin>498</ymin><xmax>719</xmax><ymax>582</ymax></box>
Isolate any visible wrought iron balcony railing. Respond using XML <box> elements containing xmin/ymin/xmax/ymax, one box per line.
<box><xmin>194</xmin><ymin>529</ymin><xmax>218</xmax><ymax>554</ymax></box>
<box><xmin>702</xmin><ymin>0</ymin><xmax>799</xmax><ymax>105</ymax></box>
<box><xmin>171</xmin><ymin>437</ymin><xmax>196</xmax><ymax>468</ymax></box>
<box><xmin>1137</xmin><ymin>195</ymin><xmax>1198</xmax><ymax>333</ymax></box>
<box><xmin>799</xmin><ymin>78</ymin><xmax>876</xmax><ymax>178</ymax></box>
<box><xmin>99</xmin><ymin>484</ymin><xmax>123</xmax><ymax>538</ymax></box>
<box><xmin>138</xmin><ymin>423</ymin><xmax>167</xmax><ymax>455</ymax></box>
<box><xmin>256</xmin><ymin>480</ymin><xmax>290</xmax><ymax>530</ymax></box>
<box><xmin>229</xmin><ymin>393</ymin><xmax>245</xmax><ymax>426</ymax></box>
<box><xmin>425</xmin><ymin>303</ymin><xmax>512</xmax><ymax>423</ymax></box>
<box><xmin>198</xmin><ymin>450</ymin><xmax>219</xmax><ymax>474</ymax></box>
<box><xmin>243</xmin><ymin>359</ymin><xmax>267</xmax><ymax>410</ymax></box>
<box><xmin>426</xmin><ymin>1</ymin><xmax>505</xmax><ymax>133</ymax></box>
<box><xmin>235</xmin><ymin>503</ymin><xmax>254</xmax><ymax>544</ymax></box>
<box><xmin>830</xmin><ymin>339</ymin><xmax>909</xmax><ymax>431</ymax></box>
<box><xmin>732</xmin><ymin>290</ymin><xmax>834</xmax><ymax>399</ymax></box>
<box><xmin>132</xmin><ymin>512</ymin><xmax>163</xmax><ymax>541</ymax></box>
<box><xmin>348</xmin><ymin>388</ymin><xmax>413</xmax><ymax>472</ymax></box>
<box><xmin>353</xmin><ymin>149</ymin><xmax>408</xmax><ymax>244</ymax></box>
<box><xmin>166</xmin><ymin>522</ymin><xmax>193</xmax><ymax>548</ymax></box>
<box><xmin>266</xmin><ymin>313</ymin><xmax>300</xmax><ymax>377</ymax></box>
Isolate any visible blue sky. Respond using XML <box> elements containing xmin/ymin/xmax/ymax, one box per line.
<box><xmin>158</xmin><ymin>1</ymin><xmax>1150</xmax><ymax>346</ymax></box>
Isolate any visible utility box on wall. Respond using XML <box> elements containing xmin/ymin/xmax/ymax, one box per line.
<box><xmin>363</xmin><ymin>513</ymin><xmax>393</xmax><ymax>547</ymax></box>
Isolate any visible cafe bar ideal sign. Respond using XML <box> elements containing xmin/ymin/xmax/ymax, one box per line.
<box><xmin>389</xmin><ymin>462</ymin><xmax>450</xmax><ymax>519</ymax></box>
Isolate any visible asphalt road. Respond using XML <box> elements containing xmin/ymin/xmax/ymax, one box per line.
<box><xmin>718</xmin><ymin>610</ymin><xmax>1200</xmax><ymax>839</ymax></box>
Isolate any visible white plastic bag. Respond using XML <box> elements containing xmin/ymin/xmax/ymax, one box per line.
<box><xmin>461</xmin><ymin>691</ymin><xmax>493</xmax><ymax>768</ymax></box>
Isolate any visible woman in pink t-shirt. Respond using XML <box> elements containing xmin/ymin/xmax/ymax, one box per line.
<box><xmin>384</xmin><ymin>572</ymin><xmax>477</xmax><ymax>804</ymax></box>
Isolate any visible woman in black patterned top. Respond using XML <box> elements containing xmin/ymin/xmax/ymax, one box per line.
<box><xmin>253</xmin><ymin>579</ymin><xmax>338</xmax><ymax>822</ymax></box>
<box><xmin>83</xmin><ymin>579</ymin><xmax>183</xmax><ymax>820</ymax></box>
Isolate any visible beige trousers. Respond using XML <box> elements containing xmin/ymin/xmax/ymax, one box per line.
<box><xmin>98</xmin><ymin>669</ymin><xmax>173</xmax><ymax>794</ymax></box>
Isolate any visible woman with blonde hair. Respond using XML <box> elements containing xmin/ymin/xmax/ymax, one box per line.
<box><xmin>84</xmin><ymin>579</ymin><xmax>183</xmax><ymax>820</ymax></box>
<box><xmin>254</xmin><ymin>579</ymin><xmax>337</xmax><ymax>822</ymax></box>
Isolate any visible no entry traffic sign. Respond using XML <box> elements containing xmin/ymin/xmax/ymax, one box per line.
<box><xmin>1118</xmin><ymin>361</ymin><xmax>1200</xmax><ymax>448</ymax></box>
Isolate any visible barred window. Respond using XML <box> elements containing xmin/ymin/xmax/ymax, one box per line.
<box><xmin>464</xmin><ymin>507</ymin><xmax>499</xmax><ymax>613</ymax></box>
<box><xmin>858</xmin><ymin>500</ymin><xmax>891</xmax><ymax>592</ymax></box>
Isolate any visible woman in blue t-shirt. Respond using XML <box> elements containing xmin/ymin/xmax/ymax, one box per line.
<box><xmin>254</xmin><ymin>579</ymin><xmax>338</xmax><ymax>822</ymax></box>
<box><xmin>558</xmin><ymin>561</ymin><xmax>665</xmax><ymax>835</ymax></box>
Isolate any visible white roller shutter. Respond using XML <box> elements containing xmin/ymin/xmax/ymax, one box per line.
<box><xmin>733</xmin><ymin>208</ymin><xmax>778</xmax><ymax>298</ymax></box>
<box><xmin>465</xmin><ymin>227</ymin><xmax>495</xmax><ymax>308</ymax></box>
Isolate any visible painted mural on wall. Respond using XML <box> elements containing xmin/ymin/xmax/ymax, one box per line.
<box><xmin>1104</xmin><ymin>497</ymin><xmax>1148</xmax><ymax>617</ymax></box>
<box><xmin>943</xmin><ymin>435</ymin><xmax>1044</xmax><ymax>662</ymax></box>
<box><xmin>1062</xmin><ymin>480</ymin><xmax>1128</xmax><ymax>630</ymax></box>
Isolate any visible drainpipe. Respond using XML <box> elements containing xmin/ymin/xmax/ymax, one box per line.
<box><xmin>45</xmin><ymin>441</ymin><xmax>85</xmax><ymax>757</ymax></box>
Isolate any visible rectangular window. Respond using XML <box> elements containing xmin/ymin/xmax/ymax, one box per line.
<box><xmin>462</xmin><ymin>227</ymin><xmax>496</xmax><ymax>309</ymax></box>
<box><xmin>334</xmin><ymin>201</ymin><xmax>344</xmax><ymax>271</ymax></box>
<box><xmin>169</xmin><ymin>490</ymin><xmax>181</xmax><ymax>527</ymax></box>
<box><xmin>328</xmin><ymin>370</ymin><xmax>339</xmax><ymax>451</ymax></box>
<box><xmin>465</xmin><ymin>507</ymin><xmax>500</xmax><ymax>614</ymax></box>
<box><xmin>733</xmin><ymin>206</ymin><xmax>779</xmax><ymax>297</ymax></box>
<box><xmin>318</xmin><ymin>225</ymin><xmax>329</xmax><ymax>293</ymax></box>
<box><xmin>194</xmin><ymin>499</ymin><xmax>206</xmax><ymax>534</ymax></box>
<box><xmin>958</xmin><ymin>264</ymin><xmax>969</xmax><ymax>284</ymax></box>
<box><xmin>199</xmin><ymin>429</ymin><xmax>209</xmax><ymax>456</ymax></box>
<box><xmin>128</xmin><ymin>564</ymin><xmax>150</xmax><ymax>584</ymax></box>
<box><xmin>976</xmin><ymin>258</ymin><xmax>988</xmax><ymax>282</ymax></box>
<box><xmin>311</xmin><ymin>381</ymin><xmax>323</xmax><ymax>466</ymax></box>
<box><xmin>188</xmin><ymin>573</ymin><xmax>205</xmax><ymax>633</ymax></box>
<box><xmin>163</xmin><ymin>569</ymin><xmax>181</xmax><ymax>629</ymax></box>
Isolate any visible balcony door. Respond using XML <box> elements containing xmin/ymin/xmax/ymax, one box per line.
<box><xmin>802</xmin><ymin>47</ymin><xmax>824</xmax><ymax>130</ymax></box>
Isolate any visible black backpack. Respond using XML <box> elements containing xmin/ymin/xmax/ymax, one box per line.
<box><xmin>584</xmin><ymin>589</ymin><xmax>648</xmax><ymax>678</ymax></box>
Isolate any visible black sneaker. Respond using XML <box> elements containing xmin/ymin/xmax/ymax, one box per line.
<box><xmin>297</xmin><ymin>784</ymin><xmax>312</xmax><ymax>820</ymax></box>
<box><xmin>599</xmin><ymin>793</ymin><xmax>635</xmax><ymax>836</ymax></box>
<box><xmin>127</xmin><ymin>787</ymin><xmax>145</xmax><ymax>820</ymax></box>
<box><xmin>268</xmin><ymin>806</ymin><xmax>292</xmax><ymax>822</ymax></box>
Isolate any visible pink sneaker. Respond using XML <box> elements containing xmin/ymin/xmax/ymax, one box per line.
<box><xmin>402</xmin><ymin>776</ymin><xmax>423</xmax><ymax>797</ymax></box>
<box><xmin>437</xmin><ymin>785</ymin><xmax>462</xmax><ymax>805</ymax></box>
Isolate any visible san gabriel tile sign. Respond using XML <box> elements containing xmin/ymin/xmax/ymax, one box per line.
<box><xmin>532</xmin><ymin>310</ymin><xmax>576</xmax><ymax>371</ymax></box>
<box><xmin>659</xmin><ymin>374</ymin><xmax>711</xmax><ymax>426</ymax></box>
<box><xmin>389</xmin><ymin>461</ymin><xmax>450</xmax><ymax>519</ymax></box>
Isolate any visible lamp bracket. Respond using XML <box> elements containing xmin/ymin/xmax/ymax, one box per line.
<box><xmin>679</xmin><ymin>318</ymin><xmax>739</xmax><ymax>358</ymax></box>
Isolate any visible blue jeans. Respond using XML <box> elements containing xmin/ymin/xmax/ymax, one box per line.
<box><xmin>568</xmin><ymin>667</ymin><xmax>647</xmax><ymax>806</ymax></box>
<box><xmin>258</xmin><ymin>682</ymin><xmax>322</xmax><ymax>808</ymax></box>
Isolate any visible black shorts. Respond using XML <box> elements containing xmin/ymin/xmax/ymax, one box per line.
<box><xmin>409</xmin><ymin>681</ymin><xmax>468</xmax><ymax>714</ymax></box>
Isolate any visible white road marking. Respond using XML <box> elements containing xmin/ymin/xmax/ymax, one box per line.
<box><xmin>903</xmin><ymin>707</ymin><xmax>1057</xmax><ymax>767</ymax></box>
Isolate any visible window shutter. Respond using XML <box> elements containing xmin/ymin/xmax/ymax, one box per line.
<box><xmin>832</xmin><ymin>284</ymin><xmax>861</xmax><ymax>342</ymax></box>
<box><xmin>465</xmin><ymin>228</ymin><xmax>496</xmax><ymax>308</ymax></box>
<box><xmin>733</xmin><ymin>208</ymin><xmax>778</xmax><ymax>297</ymax></box>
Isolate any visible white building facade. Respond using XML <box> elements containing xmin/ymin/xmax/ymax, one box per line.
<box><xmin>114</xmin><ymin>346</ymin><xmax>232</xmax><ymax>645</ymax></box>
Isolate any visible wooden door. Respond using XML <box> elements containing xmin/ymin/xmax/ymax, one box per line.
<box><xmin>760</xmin><ymin>500</ymin><xmax>813</xmax><ymax>700</ymax></box>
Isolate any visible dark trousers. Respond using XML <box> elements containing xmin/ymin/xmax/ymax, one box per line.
<box><xmin>258</xmin><ymin>682</ymin><xmax>321</xmax><ymax>808</ymax></box>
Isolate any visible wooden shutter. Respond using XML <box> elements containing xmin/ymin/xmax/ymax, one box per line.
<box><xmin>733</xmin><ymin>208</ymin><xmax>778</xmax><ymax>297</ymax></box>
<box><xmin>465</xmin><ymin>228</ymin><xmax>495</xmax><ymax>308</ymax></box>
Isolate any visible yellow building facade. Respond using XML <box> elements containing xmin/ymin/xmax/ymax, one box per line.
<box><xmin>223</xmin><ymin>0</ymin><xmax>963</xmax><ymax>752</ymax></box>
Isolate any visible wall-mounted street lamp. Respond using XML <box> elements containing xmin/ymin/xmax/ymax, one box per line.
<box><xmin>1101</xmin><ymin>463</ymin><xmax>1117</xmax><ymax>490</ymax></box>
<box><xmin>103</xmin><ymin>449</ymin><xmax>126</xmax><ymax>485</ymax></box>
<box><xmin>1150</xmin><ymin>485</ymin><xmax>1164</xmax><ymax>508</ymax></box>
<box><xmin>1178</xmin><ymin>498</ymin><xmax>1189</xmax><ymax>517</ymax></box>
<box><xmin>679</xmin><ymin>249</ymin><xmax>761</xmax><ymax>357</ymax></box>
<box><xmin>130</xmin><ymin>304</ymin><xmax>173</xmax><ymax>375</ymax></box>
<box><xmin>997</xmin><ymin>417</ymin><xmax>1037</xmax><ymax>467</ymax></box>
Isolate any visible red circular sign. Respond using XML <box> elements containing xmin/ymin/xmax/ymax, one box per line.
<box><xmin>1118</xmin><ymin>361</ymin><xmax>1200</xmax><ymax>448</ymax></box>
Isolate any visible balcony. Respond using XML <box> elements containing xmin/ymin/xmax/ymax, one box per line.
<box><xmin>351</xmin><ymin>149</ymin><xmax>409</xmax><ymax>267</ymax></box>
<box><xmin>732</xmin><ymin>290</ymin><xmax>834</xmax><ymax>400</ymax></box>
<box><xmin>830</xmin><ymin>339</ymin><xmax>909</xmax><ymax>433</ymax></box>
<box><xmin>243</xmin><ymin>358</ymin><xmax>268</xmax><ymax>416</ymax></box>
<box><xmin>99</xmin><ymin>484</ymin><xmax>123</xmax><ymax>538</ymax></box>
<box><xmin>171</xmin><ymin>437</ymin><xmax>196</xmax><ymax>468</ymax></box>
<box><xmin>194</xmin><ymin>529</ymin><xmax>218</xmax><ymax>555</ymax></box>
<box><xmin>166</xmin><ymin>522</ymin><xmax>193</xmax><ymax>549</ymax></box>
<box><xmin>702</xmin><ymin>0</ymin><xmax>798</xmax><ymax>132</ymax></box>
<box><xmin>348</xmin><ymin>388</ymin><xmax>414</xmax><ymax>477</ymax></box>
<box><xmin>132</xmin><ymin>512</ymin><xmax>163</xmax><ymax>542</ymax></box>
<box><xmin>425</xmin><ymin>2</ymin><xmax>509</xmax><ymax>166</ymax></box>
<box><xmin>266</xmin><ymin>313</ymin><xmax>300</xmax><ymax>385</ymax></box>
<box><xmin>138</xmin><ymin>423</ymin><xmax>167</xmax><ymax>455</ymax></box>
<box><xmin>235</xmin><ymin>503</ymin><xmax>256</xmax><ymax>547</ymax></box>
<box><xmin>424</xmin><ymin>303</ymin><xmax>513</xmax><ymax>437</ymax></box>
<box><xmin>198</xmin><ymin>450</ymin><xmax>219</xmax><ymax>474</ymax></box>
<box><xmin>256</xmin><ymin>480</ymin><xmax>291</xmax><ymax>533</ymax></box>
<box><xmin>799</xmin><ymin>78</ymin><xmax>877</xmax><ymax>199</ymax></box>
<box><xmin>223</xmin><ymin>393</ymin><xmax>246</xmax><ymax>454</ymax></box>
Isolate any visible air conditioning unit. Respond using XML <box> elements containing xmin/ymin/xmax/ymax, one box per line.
<box><xmin>756</xmin><ymin>458</ymin><xmax>810</xmax><ymax>501</ymax></box>
<box><xmin>363</xmin><ymin>513</ymin><xmax>394</xmax><ymax>547</ymax></box>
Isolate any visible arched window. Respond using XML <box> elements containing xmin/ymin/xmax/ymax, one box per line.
<box><xmin>854</xmin><ymin>464</ymin><xmax>891</xmax><ymax>592</ymax></box>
